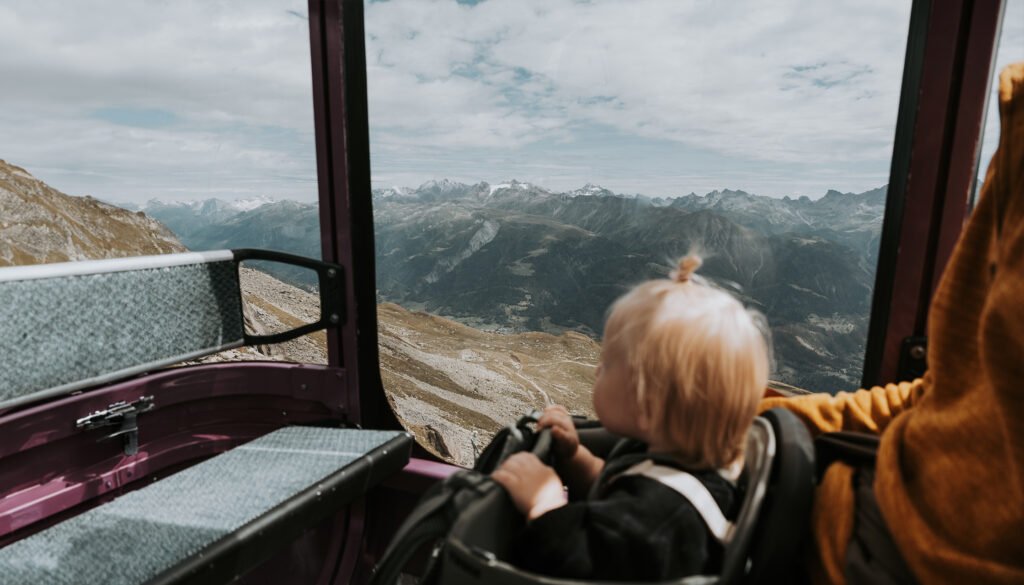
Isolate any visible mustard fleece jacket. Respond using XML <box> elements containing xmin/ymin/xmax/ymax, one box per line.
<box><xmin>761</xmin><ymin>63</ymin><xmax>1024</xmax><ymax>585</ymax></box>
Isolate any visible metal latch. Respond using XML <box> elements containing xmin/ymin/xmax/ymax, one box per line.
<box><xmin>75</xmin><ymin>396</ymin><xmax>155</xmax><ymax>456</ymax></box>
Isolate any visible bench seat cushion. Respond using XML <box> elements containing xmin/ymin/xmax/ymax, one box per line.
<box><xmin>0</xmin><ymin>427</ymin><xmax>411</xmax><ymax>585</ymax></box>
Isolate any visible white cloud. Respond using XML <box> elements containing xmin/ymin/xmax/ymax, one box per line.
<box><xmin>365</xmin><ymin>0</ymin><xmax>913</xmax><ymax>196</ymax></box>
<box><xmin>2</xmin><ymin>0</ymin><xmax>983</xmax><ymax>202</ymax></box>
<box><xmin>0</xmin><ymin>0</ymin><xmax>317</xmax><ymax>202</ymax></box>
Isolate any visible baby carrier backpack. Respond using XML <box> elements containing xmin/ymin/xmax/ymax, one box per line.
<box><xmin>371</xmin><ymin>408</ymin><xmax>815</xmax><ymax>585</ymax></box>
<box><xmin>368</xmin><ymin>413</ymin><xmax>553</xmax><ymax>585</ymax></box>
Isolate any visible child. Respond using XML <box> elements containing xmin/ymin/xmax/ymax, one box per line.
<box><xmin>492</xmin><ymin>256</ymin><xmax>770</xmax><ymax>581</ymax></box>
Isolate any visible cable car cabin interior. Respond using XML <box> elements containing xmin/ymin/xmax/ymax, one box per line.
<box><xmin>0</xmin><ymin>0</ymin><xmax>1020</xmax><ymax>583</ymax></box>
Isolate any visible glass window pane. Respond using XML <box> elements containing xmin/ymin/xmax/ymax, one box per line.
<box><xmin>367</xmin><ymin>0</ymin><xmax>912</xmax><ymax>464</ymax></box>
<box><xmin>975</xmin><ymin>0</ymin><xmax>1024</xmax><ymax>206</ymax></box>
<box><xmin>0</xmin><ymin>1</ymin><xmax>325</xmax><ymax>365</ymax></box>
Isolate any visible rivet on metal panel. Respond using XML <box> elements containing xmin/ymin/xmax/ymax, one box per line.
<box><xmin>909</xmin><ymin>344</ymin><xmax>926</xmax><ymax>360</ymax></box>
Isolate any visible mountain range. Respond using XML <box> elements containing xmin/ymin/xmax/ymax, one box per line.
<box><xmin>143</xmin><ymin>179</ymin><xmax>885</xmax><ymax>391</ymax></box>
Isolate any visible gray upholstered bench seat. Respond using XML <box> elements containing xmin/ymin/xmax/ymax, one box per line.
<box><xmin>0</xmin><ymin>427</ymin><xmax>412</xmax><ymax>585</ymax></box>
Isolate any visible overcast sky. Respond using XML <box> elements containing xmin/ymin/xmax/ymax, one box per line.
<box><xmin>0</xmin><ymin>0</ymin><xmax>1019</xmax><ymax>204</ymax></box>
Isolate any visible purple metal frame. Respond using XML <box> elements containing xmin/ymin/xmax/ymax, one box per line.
<box><xmin>931</xmin><ymin>0</ymin><xmax>1006</xmax><ymax>293</ymax></box>
<box><xmin>389</xmin><ymin>459</ymin><xmax>462</xmax><ymax>491</ymax></box>
<box><xmin>863</xmin><ymin>0</ymin><xmax>1005</xmax><ymax>385</ymax></box>
<box><xmin>309</xmin><ymin>0</ymin><xmax>401</xmax><ymax>434</ymax></box>
<box><xmin>309</xmin><ymin>1</ymin><xmax>385</xmax><ymax>582</ymax></box>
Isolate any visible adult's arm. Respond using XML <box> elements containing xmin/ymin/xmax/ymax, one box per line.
<box><xmin>759</xmin><ymin>374</ymin><xmax>929</xmax><ymax>437</ymax></box>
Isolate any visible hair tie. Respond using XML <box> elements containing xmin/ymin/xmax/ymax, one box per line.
<box><xmin>672</xmin><ymin>255</ymin><xmax>702</xmax><ymax>283</ymax></box>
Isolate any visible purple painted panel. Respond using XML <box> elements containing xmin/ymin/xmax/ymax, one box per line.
<box><xmin>0</xmin><ymin>361</ymin><xmax>348</xmax><ymax>541</ymax></box>
<box><xmin>341</xmin><ymin>458</ymin><xmax>464</xmax><ymax>584</ymax></box>
<box><xmin>383</xmin><ymin>458</ymin><xmax>462</xmax><ymax>493</ymax></box>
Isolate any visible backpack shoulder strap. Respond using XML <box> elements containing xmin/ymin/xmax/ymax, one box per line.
<box><xmin>618</xmin><ymin>460</ymin><xmax>734</xmax><ymax>544</ymax></box>
<box><xmin>814</xmin><ymin>431</ymin><xmax>880</xmax><ymax>480</ymax></box>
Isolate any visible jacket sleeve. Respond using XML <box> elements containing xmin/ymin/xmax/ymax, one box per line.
<box><xmin>758</xmin><ymin>374</ymin><xmax>929</xmax><ymax>437</ymax></box>
<box><xmin>511</xmin><ymin>483</ymin><xmax>710</xmax><ymax>581</ymax></box>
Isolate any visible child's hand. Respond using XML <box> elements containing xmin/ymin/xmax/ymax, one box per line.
<box><xmin>538</xmin><ymin>404</ymin><xmax>579</xmax><ymax>462</ymax></box>
<box><xmin>492</xmin><ymin>453</ymin><xmax>567</xmax><ymax>520</ymax></box>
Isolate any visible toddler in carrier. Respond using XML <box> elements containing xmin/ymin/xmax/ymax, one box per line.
<box><xmin>492</xmin><ymin>256</ymin><xmax>770</xmax><ymax>581</ymax></box>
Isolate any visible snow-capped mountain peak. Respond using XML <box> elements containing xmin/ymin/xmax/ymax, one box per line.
<box><xmin>142</xmin><ymin>196</ymin><xmax>275</xmax><ymax>213</ymax></box>
<box><xmin>230</xmin><ymin>195</ymin><xmax>276</xmax><ymax>212</ymax></box>
<box><xmin>488</xmin><ymin>179</ymin><xmax>536</xmax><ymax>195</ymax></box>
<box><xmin>375</xmin><ymin>185</ymin><xmax>416</xmax><ymax>199</ymax></box>
<box><xmin>418</xmin><ymin>178</ymin><xmax>466</xmax><ymax>193</ymax></box>
<box><xmin>569</xmin><ymin>183</ymin><xmax>615</xmax><ymax>198</ymax></box>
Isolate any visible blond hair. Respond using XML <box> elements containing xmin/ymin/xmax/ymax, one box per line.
<box><xmin>604</xmin><ymin>255</ymin><xmax>769</xmax><ymax>469</ymax></box>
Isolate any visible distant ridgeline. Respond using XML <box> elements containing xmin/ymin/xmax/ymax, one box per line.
<box><xmin>144</xmin><ymin>179</ymin><xmax>885</xmax><ymax>391</ymax></box>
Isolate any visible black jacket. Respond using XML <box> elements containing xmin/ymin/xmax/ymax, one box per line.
<box><xmin>511</xmin><ymin>443</ymin><xmax>738</xmax><ymax>582</ymax></box>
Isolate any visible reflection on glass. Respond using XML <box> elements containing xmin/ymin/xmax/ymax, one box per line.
<box><xmin>0</xmin><ymin>1</ymin><xmax>324</xmax><ymax>365</ymax></box>
<box><xmin>239</xmin><ymin>260</ymin><xmax>327</xmax><ymax>365</ymax></box>
<box><xmin>366</xmin><ymin>0</ymin><xmax>913</xmax><ymax>464</ymax></box>
<box><xmin>974</xmin><ymin>0</ymin><xmax>1024</xmax><ymax>207</ymax></box>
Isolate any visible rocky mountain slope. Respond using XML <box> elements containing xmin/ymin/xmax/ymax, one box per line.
<box><xmin>378</xmin><ymin>302</ymin><xmax>597</xmax><ymax>465</ymax></box>
<box><xmin>0</xmin><ymin>160</ymin><xmax>185</xmax><ymax>265</ymax></box>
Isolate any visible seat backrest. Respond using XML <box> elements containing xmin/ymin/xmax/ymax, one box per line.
<box><xmin>736</xmin><ymin>407</ymin><xmax>816</xmax><ymax>584</ymax></box>
<box><xmin>438</xmin><ymin>413</ymin><xmax>811</xmax><ymax>585</ymax></box>
<box><xmin>0</xmin><ymin>248</ymin><xmax>342</xmax><ymax>412</ymax></box>
<box><xmin>718</xmin><ymin>417</ymin><xmax>776</xmax><ymax>584</ymax></box>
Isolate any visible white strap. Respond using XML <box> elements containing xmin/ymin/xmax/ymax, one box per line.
<box><xmin>618</xmin><ymin>460</ymin><xmax>734</xmax><ymax>543</ymax></box>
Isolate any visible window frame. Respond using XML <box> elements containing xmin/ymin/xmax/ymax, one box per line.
<box><xmin>309</xmin><ymin>0</ymin><xmax>401</xmax><ymax>432</ymax></box>
<box><xmin>310</xmin><ymin>0</ymin><xmax>1010</xmax><ymax>427</ymax></box>
<box><xmin>862</xmin><ymin>0</ymin><xmax>1007</xmax><ymax>386</ymax></box>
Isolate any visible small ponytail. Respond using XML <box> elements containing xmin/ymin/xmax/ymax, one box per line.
<box><xmin>671</xmin><ymin>255</ymin><xmax>702</xmax><ymax>283</ymax></box>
